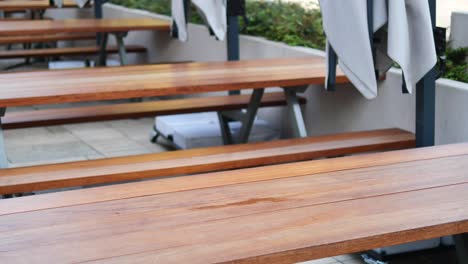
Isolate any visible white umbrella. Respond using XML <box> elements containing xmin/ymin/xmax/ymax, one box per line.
<box><xmin>320</xmin><ymin>0</ymin><xmax>437</xmax><ymax>99</ymax></box>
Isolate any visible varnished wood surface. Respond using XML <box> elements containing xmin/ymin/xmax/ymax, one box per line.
<box><xmin>0</xmin><ymin>57</ymin><xmax>348</xmax><ymax>107</ymax></box>
<box><xmin>0</xmin><ymin>18</ymin><xmax>171</xmax><ymax>36</ymax></box>
<box><xmin>2</xmin><ymin>92</ymin><xmax>306</xmax><ymax>129</ymax></box>
<box><xmin>0</xmin><ymin>143</ymin><xmax>466</xmax><ymax>263</ymax></box>
<box><xmin>0</xmin><ymin>45</ymin><xmax>146</xmax><ymax>59</ymax></box>
<box><xmin>0</xmin><ymin>32</ymin><xmax>96</xmax><ymax>44</ymax></box>
<box><xmin>0</xmin><ymin>0</ymin><xmax>48</xmax><ymax>11</ymax></box>
<box><xmin>0</xmin><ymin>129</ymin><xmax>414</xmax><ymax>194</ymax></box>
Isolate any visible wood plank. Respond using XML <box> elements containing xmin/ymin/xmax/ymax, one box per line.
<box><xmin>0</xmin><ymin>45</ymin><xmax>146</xmax><ymax>59</ymax></box>
<box><xmin>0</xmin><ymin>129</ymin><xmax>415</xmax><ymax>195</ymax></box>
<box><xmin>0</xmin><ymin>33</ymin><xmax>96</xmax><ymax>44</ymax></box>
<box><xmin>0</xmin><ymin>57</ymin><xmax>348</xmax><ymax>107</ymax></box>
<box><xmin>0</xmin><ymin>18</ymin><xmax>171</xmax><ymax>36</ymax></box>
<box><xmin>2</xmin><ymin>92</ymin><xmax>306</xmax><ymax>129</ymax></box>
<box><xmin>0</xmin><ymin>0</ymin><xmax>49</xmax><ymax>11</ymax></box>
<box><xmin>0</xmin><ymin>138</ymin><xmax>461</xmax><ymax>216</ymax></box>
<box><xmin>0</xmin><ymin>151</ymin><xmax>466</xmax><ymax>263</ymax></box>
<box><xmin>3</xmin><ymin>138</ymin><xmax>467</xmax><ymax>217</ymax></box>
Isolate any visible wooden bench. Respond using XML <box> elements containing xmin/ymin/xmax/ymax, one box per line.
<box><xmin>0</xmin><ymin>18</ymin><xmax>171</xmax><ymax>36</ymax></box>
<box><xmin>0</xmin><ymin>45</ymin><xmax>146</xmax><ymax>59</ymax></box>
<box><xmin>1</xmin><ymin>92</ymin><xmax>305</xmax><ymax>129</ymax></box>
<box><xmin>0</xmin><ymin>128</ymin><xmax>414</xmax><ymax>194</ymax></box>
<box><xmin>0</xmin><ymin>57</ymin><xmax>347</xmax><ymax>168</ymax></box>
<box><xmin>0</xmin><ymin>143</ymin><xmax>465</xmax><ymax>263</ymax></box>
<box><xmin>0</xmin><ymin>33</ymin><xmax>96</xmax><ymax>45</ymax></box>
<box><xmin>0</xmin><ymin>0</ymin><xmax>49</xmax><ymax>11</ymax></box>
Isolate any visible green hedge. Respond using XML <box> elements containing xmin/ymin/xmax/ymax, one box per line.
<box><xmin>109</xmin><ymin>0</ymin><xmax>467</xmax><ymax>83</ymax></box>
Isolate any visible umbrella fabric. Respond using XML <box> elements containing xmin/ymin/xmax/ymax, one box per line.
<box><xmin>172</xmin><ymin>0</ymin><xmax>227</xmax><ymax>42</ymax></box>
<box><xmin>320</xmin><ymin>0</ymin><xmax>437</xmax><ymax>99</ymax></box>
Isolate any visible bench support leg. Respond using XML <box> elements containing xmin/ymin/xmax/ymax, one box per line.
<box><xmin>219</xmin><ymin>88</ymin><xmax>265</xmax><ymax>145</ymax></box>
<box><xmin>97</xmin><ymin>33</ymin><xmax>108</xmax><ymax>66</ymax></box>
<box><xmin>284</xmin><ymin>88</ymin><xmax>308</xmax><ymax>138</ymax></box>
<box><xmin>114</xmin><ymin>33</ymin><xmax>128</xmax><ymax>66</ymax></box>
<box><xmin>0</xmin><ymin>108</ymin><xmax>8</xmax><ymax>169</ymax></box>
<box><xmin>454</xmin><ymin>233</ymin><xmax>468</xmax><ymax>264</ymax></box>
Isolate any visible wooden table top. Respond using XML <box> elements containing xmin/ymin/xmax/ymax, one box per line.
<box><xmin>0</xmin><ymin>143</ymin><xmax>466</xmax><ymax>263</ymax></box>
<box><xmin>0</xmin><ymin>0</ymin><xmax>49</xmax><ymax>11</ymax></box>
<box><xmin>0</xmin><ymin>18</ymin><xmax>170</xmax><ymax>36</ymax></box>
<box><xmin>0</xmin><ymin>57</ymin><xmax>348</xmax><ymax>107</ymax></box>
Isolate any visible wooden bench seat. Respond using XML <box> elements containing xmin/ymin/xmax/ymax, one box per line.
<box><xmin>1</xmin><ymin>92</ymin><xmax>305</xmax><ymax>129</ymax></box>
<box><xmin>0</xmin><ymin>128</ymin><xmax>414</xmax><ymax>195</ymax></box>
<box><xmin>0</xmin><ymin>45</ymin><xmax>146</xmax><ymax>59</ymax></box>
<box><xmin>0</xmin><ymin>33</ymin><xmax>96</xmax><ymax>45</ymax></box>
<box><xmin>0</xmin><ymin>18</ymin><xmax>171</xmax><ymax>36</ymax></box>
<box><xmin>0</xmin><ymin>0</ymin><xmax>49</xmax><ymax>11</ymax></box>
<box><xmin>0</xmin><ymin>58</ymin><xmax>347</xmax><ymax>107</ymax></box>
<box><xmin>0</xmin><ymin>143</ymin><xmax>465</xmax><ymax>263</ymax></box>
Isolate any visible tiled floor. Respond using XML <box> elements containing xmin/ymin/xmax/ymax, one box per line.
<box><xmin>0</xmin><ymin>61</ymin><xmax>459</xmax><ymax>264</ymax></box>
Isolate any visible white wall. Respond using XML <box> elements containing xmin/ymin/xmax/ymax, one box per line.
<box><xmin>450</xmin><ymin>11</ymin><xmax>468</xmax><ymax>48</ymax></box>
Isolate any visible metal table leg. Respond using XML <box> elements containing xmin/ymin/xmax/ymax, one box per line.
<box><xmin>219</xmin><ymin>88</ymin><xmax>265</xmax><ymax>144</ymax></box>
<box><xmin>454</xmin><ymin>233</ymin><xmax>468</xmax><ymax>264</ymax></box>
<box><xmin>97</xmin><ymin>33</ymin><xmax>109</xmax><ymax>66</ymax></box>
<box><xmin>114</xmin><ymin>33</ymin><xmax>128</xmax><ymax>66</ymax></box>
<box><xmin>0</xmin><ymin>108</ymin><xmax>7</xmax><ymax>169</ymax></box>
<box><xmin>284</xmin><ymin>87</ymin><xmax>308</xmax><ymax>138</ymax></box>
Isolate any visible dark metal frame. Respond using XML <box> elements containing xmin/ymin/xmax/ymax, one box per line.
<box><xmin>218</xmin><ymin>0</ymin><xmax>308</xmax><ymax>143</ymax></box>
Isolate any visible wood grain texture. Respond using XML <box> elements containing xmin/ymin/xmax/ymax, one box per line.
<box><xmin>0</xmin><ymin>18</ymin><xmax>171</xmax><ymax>36</ymax></box>
<box><xmin>0</xmin><ymin>144</ymin><xmax>466</xmax><ymax>263</ymax></box>
<box><xmin>2</xmin><ymin>92</ymin><xmax>306</xmax><ymax>129</ymax></box>
<box><xmin>0</xmin><ymin>129</ymin><xmax>415</xmax><ymax>194</ymax></box>
<box><xmin>0</xmin><ymin>45</ymin><xmax>146</xmax><ymax>59</ymax></box>
<box><xmin>0</xmin><ymin>33</ymin><xmax>96</xmax><ymax>44</ymax></box>
<box><xmin>0</xmin><ymin>57</ymin><xmax>348</xmax><ymax>107</ymax></box>
<box><xmin>0</xmin><ymin>0</ymin><xmax>48</xmax><ymax>11</ymax></box>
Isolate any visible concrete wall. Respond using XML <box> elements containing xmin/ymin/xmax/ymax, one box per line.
<box><xmin>450</xmin><ymin>11</ymin><xmax>468</xmax><ymax>48</ymax></box>
<box><xmin>50</xmin><ymin>4</ymin><xmax>468</xmax><ymax>144</ymax></box>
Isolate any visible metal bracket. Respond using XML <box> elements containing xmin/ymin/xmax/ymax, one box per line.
<box><xmin>218</xmin><ymin>89</ymin><xmax>264</xmax><ymax>144</ymax></box>
<box><xmin>454</xmin><ymin>233</ymin><xmax>468</xmax><ymax>264</ymax></box>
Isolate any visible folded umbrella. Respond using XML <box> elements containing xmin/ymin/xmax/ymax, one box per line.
<box><xmin>320</xmin><ymin>0</ymin><xmax>436</xmax><ymax>99</ymax></box>
<box><xmin>172</xmin><ymin>0</ymin><xmax>227</xmax><ymax>42</ymax></box>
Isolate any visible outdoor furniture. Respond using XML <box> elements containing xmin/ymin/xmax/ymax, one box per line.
<box><xmin>0</xmin><ymin>45</ymin><xmax>146</xmax><ymax>59</ymax></box>
<box><xmin>0</xmin><ymin>57</ymin><xmax>347</xmax><ymax>168</ymax></box>
<box><xmin>0</xmin><ymin>18</ymin><xmax>171</xmax><ymax>65</ymax></box>
<box><xmin>0</xmin><ymin>128</ymin><xmax>414</xmax><ymax>195</ymax></box>
<box><xmin>0</xmin><ymin>0</ymin><xmax>49</xmax><ymax>12</ymax></box>
<box><xmin>0</xmin><ymin>33</ymin><xmax>96</xmax><ymax>45</ymax></box>
<box><xmin>1</xmin><ymin>92</ymin><xmax>305</xmax><ymax>129</ymax></box>
<box><xmin>0</xmin><ymin>143</ymin><xmax>465</xmax><ymax>263</ymax></box>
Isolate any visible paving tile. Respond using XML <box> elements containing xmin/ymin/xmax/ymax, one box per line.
<box><xmin>83</xmin><ymin>138</ymin><xmax>151</xmax><ymax>158</ymax></box>
<box><xmin>334</xmin><ymin>254</ymin><xmax>362</xmax><ymax>261</ymax></box>
<box><xmin>63</xmin><ymin>122</ymin><xmax>128</xmax><ymax>141</ymax></box>
<box><xmin>6</xmin><ymin>141</ymin><xmax>100</xmax><ymax>165</ymax></box>
<box><xmin>106</xmin><ymin>118</ymin><xmax>155</xmax><ymax>141</ymax></box>
<box><xmin>4</xmin><ymin>126</ymin><xmax>77</xmax><ymax>146</ymax></box>
<box><xmin>298</xmin><ymin>257</ymin><xmax>339</xmax><ymax>264</ymax></box>
<box><xmin>340</xmin><ymin>259</ymin><xmax>365</xmax><ymax>264</ymax></box>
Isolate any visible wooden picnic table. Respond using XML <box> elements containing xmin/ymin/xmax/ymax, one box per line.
<box><xmin>0</xmin><ymin>143</ymin><xmax>466</xmax><ymax>263</ymax></box>
<box><xmin>0</xmin><ymin>17</ymin><xmax>170</xmax><ymax>36</ymax></box>
<box><xmin>0</xmin><ymin>0</ymin><xmax>48</xmax><ymax>11</ymax></box>
<box><xmin>0</xmin><ymin>57</ymin><xmax>345</xmax><ymax>107</ymax></box>
<box><xmin>0</xmin><ymin>17</ymin><xmax>170</xmax><ymax>65</ymax></box>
